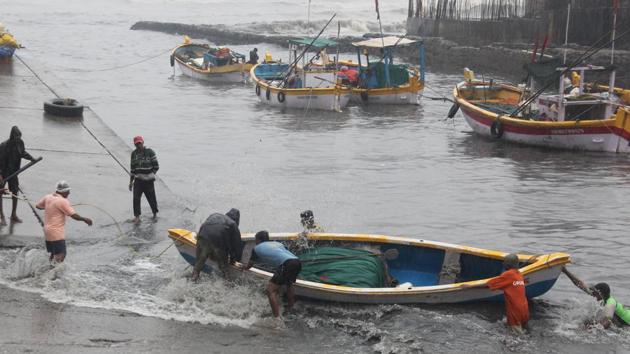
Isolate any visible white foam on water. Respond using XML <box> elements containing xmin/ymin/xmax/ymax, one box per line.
<box><xmin>0</xmin><ymin>249</ymin><xmax>270</xmax><ymax>328</ymax></box>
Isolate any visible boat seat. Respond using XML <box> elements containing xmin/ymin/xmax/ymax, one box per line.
<box><xmin>438</xmin><ymin>251</ymin><xmax>461</xmax><ymax>284</ymax></box>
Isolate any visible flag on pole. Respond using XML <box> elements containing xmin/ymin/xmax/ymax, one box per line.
<box><xmin>375</xmin><ymin>0</ymin><xmax>380</xmax><ymax>20</ymax></box>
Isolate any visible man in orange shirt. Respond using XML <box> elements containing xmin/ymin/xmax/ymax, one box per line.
<box><xmin>463</xmin><ymin>253</ymin><xmax>529</xmax><ymax>333</ymax></box>
<box><xmin>35</xmin><ymin>181</ymin><xmax>92</xmax><ymax>263</ymax></box>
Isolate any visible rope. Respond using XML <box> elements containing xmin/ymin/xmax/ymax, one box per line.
<box><xmin>55</xmin><ymin>48</ymin><xmax>173</xmax><ymax>73</ymax></box>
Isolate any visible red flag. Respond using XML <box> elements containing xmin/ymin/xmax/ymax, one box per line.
<box><xmin>614</xmin><ymin>0</ymin><xmax>620</xmax><ymax>15</ymax></box>
<box><xmin>375</xmin><ymin>0</ymin><xmax>380</xmax><ymax>20</ymax></box>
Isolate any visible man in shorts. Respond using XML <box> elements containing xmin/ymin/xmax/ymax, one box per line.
<box><xmin>246</xmin><ymin>231</ymin><xmax>301</xmax><ymax>317</ymax></box>
<box><xmin>35</xmin><ymin>181</ymin><xmax>93</xmax><ymax>263</ymax></box>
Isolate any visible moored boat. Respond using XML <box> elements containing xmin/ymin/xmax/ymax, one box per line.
<box><xmin>170</xmin><ymin>40</ymin><xmax>253</xmax><ymax>83</ymax></box>
<box><xmin>249</xmin><ymin>38</ymin><xmax>351</xmax><ymax>112</ymax></box>
<box><xmin>168</xmin><ymin>229</ymin><xmax>570</xmax><ymax>304</ymax></box>
<box><xmin>453</xmin><ymin>67</ymin><xmax>630</xmax><ymax>153</ymax></box>
<box><xmin>344</xmin><ymin>36</ymin><xmax>425</xmax><ymax>106</ymax></box>
<box><xmin>0</xmin><ymin>23</ymin><xmax>19</xmax><ymax>61</ymax></box>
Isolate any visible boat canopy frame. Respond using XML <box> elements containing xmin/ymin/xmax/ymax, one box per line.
<box><xmin>352</xmin><ymin>36</ymin><xmax>425</xmax><ymax>88</ymax></box>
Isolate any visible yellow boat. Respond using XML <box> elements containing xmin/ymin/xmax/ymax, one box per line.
<box><xmin>345</xmin><ymin>36</ymin><xmax>425</xmax><ymax>106</ymax></box>
<box><xmin>452</xmin><ymin>67</ymin><xmax>630</xmax><ymax>152</ymax></box>
<box><xmin>168</xmin><ymin>229</ymin><xmax>570</xmax><ymax>304</ymax></box>
<box><xmin>170</xmin><ymin>41</ymin><xmax>254</xmax><ymax>83</ymax></box>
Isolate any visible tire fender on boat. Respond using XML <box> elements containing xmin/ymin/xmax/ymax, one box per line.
<box><xmin>255</xmin><ymin>84</ymin><xmax>261</xmax><ymax>96</ymax></box>
<box><xmin>490</xmin><ymin>119</ymin><xmax>504</xmax><ymax>139</ymax></box>
<box><xmin>265</xmin><ymin>87</ymin><xmax>271</xmax><ymax>101</ymax></box>
<box><xmin>360</xmin><ymin>90</ymin><xmax>369</xmax><ymax>102</ymax></box>
<box><xmin>447</xmin><ymin>103</ymin><xmax>460</xmax><ymax>118</ymax></box>
<box><xmin>277</xmin><ymin>91</ymin><xmax>286</xmax><ymax>103</ymax></box>
<box><xmin>43</xmin><ymin>98</ymin><xmax>84</xmax><ymax>118</ymax></box>
<box><xmin>170</xmin><ymin>54</ymin><xmax>174</xmax><ymax>67</ymax></box>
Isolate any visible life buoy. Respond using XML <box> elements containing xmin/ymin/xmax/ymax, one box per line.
<box><xmin>43</xmin><ymin>98</ymin><xmax>84</xmax><ymax>118</ymax></box>
<box><xmin>277</xmin><ymin>91</ymin><xmax>286</xmax><ymax>103</ymax></box>
<box><xmin>360</xmin><ymin>90</ymin><xmax>369</xmax><ymax>102</ymax></box>
<box><xmin>170</xmin><ymin>54</ymin><xmax>175</xmax><ymax>67</ymax></box>
<box><xmin>447</xmin><ymin>103</ymin><xmax>460</xmax><ymax>118</ymax></box>
<box><xmin>490</xmin><ymin>120</ymin><xmax>504</xmax><ymax>138</ymax></box>
<box><xmin>255</xmin><ymin>84</ymin><xmax>261</xmax><ymax>96</ymax></box>
<box><xmin>265</xmin><ymin>88</ymin><xmax>271</xmax><ymax>101</ymax></box>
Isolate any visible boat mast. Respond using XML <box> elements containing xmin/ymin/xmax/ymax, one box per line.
<box><xmin>563</xmin><ymin>2</ymin><xmax>571</xmax><ymax>65</ymax></box>
<box><xmin>606</xmin><ymin>1</ymin><xmax>618</xmax><ymax>118</ymax></box>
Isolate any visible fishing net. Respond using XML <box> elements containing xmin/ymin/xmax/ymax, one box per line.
<box><xmin>523</xmin><ymin>57</ymin><xmax>562</xmax><ymax>86</ymax></box>
<box><xmin>362</xmin><ymin>62</ymin><xmax>410</xmax><ymax>88</ymax></box>
<box><xmin>298</xmin><ymin>247</ymin><xmax>386</xmax><ymax>288</ymax></box>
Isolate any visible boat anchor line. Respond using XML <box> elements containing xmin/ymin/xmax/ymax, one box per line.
<box><xmin>54</xmin><ymin>48</ymin><xmax>173</xmax><ymax>73</ymax></box>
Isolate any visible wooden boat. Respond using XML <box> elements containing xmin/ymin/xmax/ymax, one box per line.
<box><xmin>343</xmin><ymin>36</ymin><xmax>425</xmax><ymax>106</ymax></box>
<box><xmin>168</xmin><ymin>229</ymin><xmax>570</xmax><ymax>304</ymax></box>
<box><xmin>0</xmin><ymin>25</ymin><xmax>19</xmax><ymax>60</ymax></box>
<box><xmin>170</xmin><ymin>41</ymin><xmax>253</xmax><ymax>83</ymax></box>
<box><xmin>453</xmin><ymin>66</ymin><xmax>630</xmax><ymax>153</ymax></box>
<box><xmin>249</xmin><ymin>38</ymin><xmax>351</xmax><ymax>112</ymax></box>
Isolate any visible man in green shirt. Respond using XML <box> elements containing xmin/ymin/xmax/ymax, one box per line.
<box><xmin>128</xmin><ymin>135</ymin><xmax>159</xmax><ymax>224</ymax></box>
<box><xmin>563</xmin><ymin>267</ymin><xmax>630</xmax><ymax>328</ymax></box>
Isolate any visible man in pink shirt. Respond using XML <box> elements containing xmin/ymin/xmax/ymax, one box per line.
<box><xmin>35</xmin><ymin>181</ymin><xmax>92</xmax><ymax>263</ymax></box>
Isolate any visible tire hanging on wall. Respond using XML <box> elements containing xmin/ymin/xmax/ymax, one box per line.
<box><xmin>490</xmin><ymin>120</ymin><xmax>504</xmax><ymax>139</ymax></box>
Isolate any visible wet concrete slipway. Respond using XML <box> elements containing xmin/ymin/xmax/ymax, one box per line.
<box><xmin>4</xmin><ymin>0</ymin><xmax>630</xmax><ymax>353</ymax></box>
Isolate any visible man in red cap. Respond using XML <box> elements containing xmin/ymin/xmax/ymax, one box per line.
<box><xmin>129</xmin><ymin>135</ymin><xmax>159</xmax><ymax>223</ymax></box>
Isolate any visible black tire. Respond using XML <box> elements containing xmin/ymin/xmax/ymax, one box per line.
<box><xmin>170</xmin><ymin>54</ymin><xmax>175</xmax><ymax>67</ymax></box>
<box><xmin>360</xmin><ymin>90</ymin><xmax>369</xmax><ymax>102</ymax></box>
<box><xmin>43</xmin><ymin>98</ymin><xmax>84</xmax><ymax>117</ymax></box>
<box><xmin>277</xmin><ymin>91</ymin><xmax>286</xmax><ymax>103</ymax></box>
<box><xmin>490</xmin><ymin>120</ymin><xmax>504</xmax><ymax>139</ymax></box>
<box><xmin>447</xmin><ymin>103</ymin><xmax>460</xmax><ymax>118</ymax></box>
<box><xmin>265</xmin><ymin>88</ymin><xmax>271</xmax><ymax>101</ymax></box>
<box><xmin>255</xmin><ymin>84</ymin><xmax>261</xmax><ymax>96</ymax></box>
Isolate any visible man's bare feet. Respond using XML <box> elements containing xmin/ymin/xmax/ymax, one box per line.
<box><xmin>132</xmin><ymin>216</ymin><xmax>140</xmax><ymax>224</ymax></box>
<box><xmin>10</xmin><ymin>215</ymin><xmax>22</xmax><ymax>223</ymax></box>
<box><xmin>0</xmin><ymin>216</ymin><xmax>6</xmax><ymax>226</ymax></box>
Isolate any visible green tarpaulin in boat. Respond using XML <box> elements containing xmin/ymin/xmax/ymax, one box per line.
<box><xmin>298</xmin><ymin>247</ymin><xmax>386</xmax><ymax>288</ymax></box>
<box><xmin>362</xmin><ymin>62</ymin><xmax>409</xmax><ymax>88</ymax></box>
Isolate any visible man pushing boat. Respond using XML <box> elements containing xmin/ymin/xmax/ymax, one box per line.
<box><xmin>191</xmin><ymin>208</ymin><xmax>242</xmax><ymax>282</ymax></box>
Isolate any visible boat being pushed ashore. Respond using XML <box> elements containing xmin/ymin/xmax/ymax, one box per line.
<box><xmin>170</xmin><ymin>39</ymin><xmax>254</xmax><ymax>83</ymax></box>
<box><xmin>168</xmin><ymin>228</ymin><xmax>570</xmax><ymax>304</ymax></box>
<box><xmin>250</xmin><ymin>37</ymin><xmax>351</xmax><ymax>112</ymax></box>
<box><xmin>453</xmin><ymin>65</ymin><xmax>630</xmax><ymax>153</ymax></box>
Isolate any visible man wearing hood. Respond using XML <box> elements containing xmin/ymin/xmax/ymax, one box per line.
<box><xmin>191</xmin><ymin>208</ymin><xmax>243</xmax><ymax>281</ymax></box>
<box><xmin>0</xmin><ymin>126</ymin><xmax>37</xmax><ymax>224</ymax></box>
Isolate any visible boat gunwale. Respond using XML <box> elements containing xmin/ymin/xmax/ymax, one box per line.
<box><xmin>167</xmin><ymin>229</ymin><xmax>570</xmax><ymax>295</ymax></box>
<box><xmin>250</xmin><ymin>64</ymin><xmax>351</xmax><ymax>95</ymax></box>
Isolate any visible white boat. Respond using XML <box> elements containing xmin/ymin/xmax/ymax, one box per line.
<box><xmin>168</xmin><ymin>229</ymin><xmax>570</xmax><ymax>304</ymax></box>
<box><xmin>171</xmin><ymin>42</ymin><xmax>253</xmax><ymax>83</ymax></box>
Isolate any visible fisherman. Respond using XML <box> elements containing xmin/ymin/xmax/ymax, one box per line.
<box><xmin>191</xmin><ymin>208</ymin><xmax>242</xmax><ymax>282</ymax></box>
<box><xmin>35</xmin><ymin>181</ymin><xmax>93</xmax><ymax>263</ymax></box>
<box><xmin>562</xmin><ymin>267</ymin><xmax>630</xmax><ymax>328</ymax></box>
<box><xmin>245</xmin><ymin>230</ymin><xmax>301</xmax><ymax>317</ymax></box>
<box><xmin>128</xmin><ymin>135</ymin><xmax>159</xmax><ymax>224</ymax></box>
<box><xmin>248</xmin><ymin>47</ymin><xmax>259</xmax><ymax>64</ymax></box>
<box><xmin>462</xmin><ymin>253</ymin><xmax>529</xmax><ymax>333</ymax></box>
<box><xmin>0</xmin><ymin>126</ymin><xmax>38</xmax><ymax>225</ymax></box>
<box><xmin>300</xmin><ymin>210</ymin><xmax>323</xmax><ymax>232</ymax></box>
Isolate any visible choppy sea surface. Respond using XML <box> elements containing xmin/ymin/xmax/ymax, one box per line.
<box><xmin>3</xmin><ymin>0</ymin><xmax>630</xmax><ymax>352</ymax></box>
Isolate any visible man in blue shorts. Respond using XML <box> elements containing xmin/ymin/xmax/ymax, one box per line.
<box><xmin>246</xmin><ymin>231</ymin><xmax>301</xmax><ymax>317</ymax></box>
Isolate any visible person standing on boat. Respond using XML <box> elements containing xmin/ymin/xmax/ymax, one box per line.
<box><xmin>245</xmin><ymin>231</ymin><xmax>301</xmax><ymax>317</ymax></box>
<box><xmin>562</xmin><ymin>267</ymin><xmax>630</xmax><ymax>328</ymax></box>
<box><xmin>248</xmin><ymin>48</ymin><xmax>259</xmax><ymax>64</ymax></box>
<box><xmin>35</xmin><ymin>181</ymin><xmax>93</xmax><ymax>263</ymax></box>
<box><xmin>462</xmin><ymin>253</ymin><xmax>529</xmax><ymax>333</ymax></box>
<box><xmin>0</xmin><ymin>126</ymin><xmax>38</xmax><ymax>225</ymax></box>
<box><xmin>192</xmin><ymin>208</ymin><xmax>242</xmax><ymax>282</ymax></box>
<box><xmin>128</xmin><ymin>135</ymin><xmax>159</xmax><ymax>224</ymax></box>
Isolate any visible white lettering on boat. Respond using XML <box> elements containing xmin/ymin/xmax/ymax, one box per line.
<box><xmin>549</xmin><ymin>128</ymin><xmax>585</xmax><ymax>135</ymax></box>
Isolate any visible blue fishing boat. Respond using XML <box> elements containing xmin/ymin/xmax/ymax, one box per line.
<box><xmin>168</xmin><ymin>229</ymin><xmax>570</xmax><ymax>304</ymax></box>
